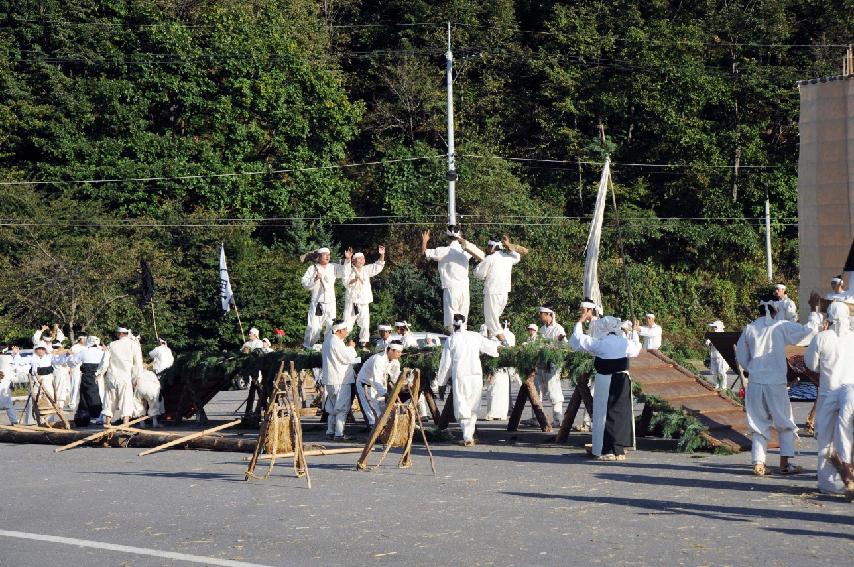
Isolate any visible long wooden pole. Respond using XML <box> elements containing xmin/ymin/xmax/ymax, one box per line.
<box><xmin>149</xmin><ymin>301</ymin><xmax>160</xmax><ymax>342</ymax></box>
<box><xmin>356</xmin><ymin>368</ymin><xmax>409</xmax><ymax>470</ymax></box>
<box><xmin>138</xmin><ymin>419</ymin><xmax>242</xmax><ymax>456</ymax></box>
<box><xmin>412</xmin><ymin>370</ymin><xmax>437</xmax><ymax>476</ymax></box>
<box><xmin>54</xmin><ymin>415</ymin><xmax>148</xmax><ymax>452</ymax></box>
<box><xmin>251</xmin><ymin>447</ymin><xmax>365</xmax><ymax>460</ymax></box>
<box><xmin>232</xmin><ymin>302</ymin><xmax>246</xmax><ymax>343</ymax></box>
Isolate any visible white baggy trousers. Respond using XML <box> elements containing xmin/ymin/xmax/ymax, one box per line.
<box><xmin>535</xmin><ymin>364</ymin><xmax>564</xmax><ymax>420</ymax></box>
<box><xmin>745</xmin><ymin>382</ymin><xmax>797</xmax><ymax>464</ymax></box>
<box><xmin>483</xmin><ymin>293</ymin><xmax>508</xmax><ymax>336</ymax></box>
<box><xmin>453</xmin><ymin>374</ymin><xmax>483</xmax><ymax>442</ymax></box>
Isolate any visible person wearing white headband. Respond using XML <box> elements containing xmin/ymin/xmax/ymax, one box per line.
<box><xmin>704</xmin><ymin>321</ymin><xmax>730</xmax><ymax>390</ymax></box>
<box><xmin>736</xmin><ymin>292</ymin><xmax>822</xmax><ymax>476</ymax></box>
<box><xmin>536</xmin><ymin>306</ymin><xmax>567</xmax><ymax>425</ymax></box>
<box><xmin>356</xmin><ymin>340</ymin><xmax>404</xmax><ymax>427</ymax></box>
<box><xmin>484</xmin><ymin>320</ymin><xmax>518</xmax><ymax>421</ymax></box>
<box><xmin>422</xmin><ymin>228</ymin><xmax>484</xmax><ymax>332</ymax></box>
<box><xmin>571</xmin><ymin>308</ymin><xmax>641</xmax><ymax>460</ymax></box>
<box><xmin>474</xmin><ymin>235</ymin><xmax>523</xmax><ymax>340</ymax></box>
<box><xmin>321</xmin><ymin>320</ymin><xmax>360</xmax><ymax>440</ymax></box>
<box><xmin>525</xmin><ymin>323</ymin><xmax>538</xmax><ymax>341</ymax></box>
<box><xmin>436</xmin><ymin>314</ymin><xmax>499</xmax><ymax>446</ymax></box>
<box><xmin>72</xmin><ymin>335</ymin><xmax>105</xmax><ymax>426</ymax></box>
<box><xmin>241</xmin><ymin>327</ymin><xmax>264</xmax><ymax>353</ymax></box>
<box><xmin>301</xmin><ymin>246</ymin><xmax>351</xmax><ymax>348</ymax></box>
<box><xmin>772</xmin><ymin>283</ymin><xmax>798</xmax><ymax>322</ymax></box>
<box><xmin>24</xmin><ymin>345</ymin><xmax>55</xmax><ymax>425</ymax></box>
<box><xmin>149</xmin><ymin>337</ymin><xmax>174</xmax><ymax>376</ymax></box>
<box><xmin>637</xmin><ymin>313</ymin><xmax>663</xmax><ymax>350</ymax></box>
<box><xmin>805</xmin><ymin>301</ymin><xmax>854</xmax><ymax>493</ymax></box>
<box><xmin>392</xmin><ymin>321</ymin><xmax>419</xmax><ymax>349</ymax></box>
<box><xmin>99</xmin><ymin>325</ymin><xmax>143</xmax><ymax>427</ymax></box>
<box><xmin>343</xmin><ymin>245</ymin><xmax>386</xmax><ymax>348</ymax></box>
<box><xmin>375</xmin><ymin>324</ymin><xmax>394</xmax><ymax>352</ymax></box>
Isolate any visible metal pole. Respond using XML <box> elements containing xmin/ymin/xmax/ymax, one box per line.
<box><xmin>446</xmin><ymin>21</ymin><xmax>457</xmax><ymax>229</ymax></box>
<box><xmin>765</xmin><ymin>186</ymin><xmax>773</xmax><ymax>282</ymax></box>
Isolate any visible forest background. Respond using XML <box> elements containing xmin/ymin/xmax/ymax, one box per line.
<box><xmin>1</xmin><ymin>0</ymin><xmax>850</xmax><ymax>358</ymax></box>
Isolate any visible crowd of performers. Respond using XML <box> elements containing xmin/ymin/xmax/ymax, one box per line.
<box><xmin>1</xmin><ymin>228</ymin><xmax>852</xmax><ymax>497</ymax></box>
<box><xmin>0</xmin><ymin>326</ymin><xmax>173</xmax><ymax>428</ymax></box>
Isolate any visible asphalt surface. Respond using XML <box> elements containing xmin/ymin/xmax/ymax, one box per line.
<box><xmin>1</xmin><ymin>389</ymin><xmax>851</xmax><ymax>567</ymax></box>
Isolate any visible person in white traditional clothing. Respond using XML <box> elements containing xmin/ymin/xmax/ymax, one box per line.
<box><xmin>302</xmin><ymin>247</ymin><xmax>351</xmax><ymax>348</ymax></box>
<box><xmin>149</xmin><ymin>338</ymin><xmax>174</xmax><ymax>375</ymax></box>
<box><xmin>25</xmin><ymin>345</ymin><xmax>55</xmax><ymax>425</ymax></box>
<box><xmin>637</xmin><ymin>313</ymin><xmax>663</xmax><ymax>350</ymax></box>
<box><xmin>67</xmin><ymin>335</ymin><xmax>86</xmax><ymax>411</ymax></box>
<box><xmin>535</xmin><ymin>306</ymin><xmax>567</xmax><ymax>424</ymax></box>
<box><xmin>736</xmin><ymin>294</ymin><xmax>821</xmax><ymax>476</ymax></box>
<box><xmin>772</xmin><ymin>284</ymin><xmax>798</xmax><ymax>322</ymax></box>
<box><xmin>525</xmin><ymin>324</ymin><xmax>538</xmax><ymax>341</ymax></box>
<box><xmin>343</xmin><ymin>246</ymin><xmax>386</xmax><ymax>348</ymax></box>
<box><xmin>484</xmin><ymin>321</ymin><xmax>517</xmax><ymax>421</ymax></box>
<box><xmin>133</xmin><ymin>368</ymin><xmax>164</xmax><ymax>427</ymax></box>
<box><xmin>356</xmin><ymin>341</ymin><xmax>404</xmax><ymax>427</ymax></box>
<box><xmin>705</xmin><ymin>320</ymin><xmax>730</xmax><ymax>390</ymax></box>
<box><xmin>804</xmin><ymin>301</ymin><xmax>854</xmax><ymax>494</ymax></box>
<box><xmin>571</xmin><ymin>309</ymin><xmax>641</xmax><ymax>460</ymax></box>
<box><xmin>50</xmin><ymin>349</ymin><xmax>73</xmax><ymax>410</ymax></box>
<box><xmin>393</xmin><ymin>321</ymin><xmax>419</xmax><ymax>349</ymax></box>
<box><xmin>839</xmin><ymin>387</ymin><xmax>854</xmax><ymax>492</ymax></box>
<box><xmin>98</xmin><ymin>327</ymin><xmax>143</xmax><ymax>426</ymax></box>
<box><xmin>261</xmin><ymin>338</ymin><xmax>274</xmax><ymax>353</ymax></box>
<box><xmin>73</xmin><ymin>336</ymin><xmax>104</xmax><ymax>426</ymax></box>
<box><xmin>375</xmin><ymin>324</ymin><xmax>394</xmax><ymax>352</ymax></box>
<box><xmin>824</xmin><ymin>275</ymin><xmax>849</xmax><ymax>301</ymax></box>
<box><xmin>32</xmin><ymin>325</ymin><xmax>55</xmax><ymax>352</ymax></box>
<box><xmin>422</xmin><ymin>228</ymin><xmax>484</xmax><ymax>331</ymax></box>
<box><xmin>436</xmin><ymin>314</ymin><xmax>499</xmax><ymax>446</ymax></box>
<box><xmin>241</xmin><ymin>327</ymin><xmax>265</xmax><ymax>352</ymax></box>
<box><xmin>474</xmin><ymin>237</ymin><xmax>521</xmax><ymax>339</ymax></box>
<box><xmin>321</xmin><ymin>321</ymin><xmax>360</xmax><ymax>440</ymax></box>
<box><xmin>0</xmin><ymin>365</ymin><xmax>18</xmax><ymax>425</ymax></box>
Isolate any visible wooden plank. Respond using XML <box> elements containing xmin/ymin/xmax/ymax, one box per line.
<box><xmin>54</xmin><ymin>416</ymin><xmax>148</xmax><ymax>452</ymax></box>
<box><xmin>138</xmin><ymin>419</ymin><xmax>242</xmax><ymax>456</ymax></box>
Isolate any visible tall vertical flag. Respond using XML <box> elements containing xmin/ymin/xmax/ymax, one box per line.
<box><xmin>219</xmin><ymin>244</ymin><xmax>235</xmax><ymax>313</ymax></box>
<box><xmin>582</xmin><ymin>157</ymin><xmax>611</xmax><ymax>312</ymax></box>
<box><xmin>139</xmin><ymin>259</ymin><xmax>155</xmax><ymax>307</ymax></box>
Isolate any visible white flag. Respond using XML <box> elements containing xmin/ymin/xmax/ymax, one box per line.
<box><xmin>219</xmin><ymin>244</ymin><xmax>234</xmax><ymax>313</ymax></box>
<box><xmin>583</xmin><ymin>157</ymin><xmax>611</xmax><ymax>312</ymax></box>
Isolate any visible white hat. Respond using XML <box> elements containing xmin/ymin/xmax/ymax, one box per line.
<box><xmin>378</xmin><ymin>324</ymin><xmax>393</xmax><ymax>332</ymax></box>
<box><xmin>262</xmin><ymin>338</ymin><xmax>271</xmax><ymax>345</ymax></box>
<box><xmin>316</xmin><ymin>247</ymin><xmax>331</xmax><ymax>255</ymax></box>
<box><xmin>708</xmin><ymin>320</ymin><xmax>724</xmax><ymax>330</ymax></box>
<box><xmin>775</xmin><ymin>283</ymin><xmax>786</xmax><ymax>291</ymax></box>
<box><xmin>394</xmin><ymin>321</ymin><xmax>409</xmax><ymax>328</ymax></box>
<box><xmin>620</xmin><ymin>320</ymin><xmax>633</xmax><ymax>331</ymax></box>
<box><xmin>86</xmin><ymin>336</ymin><xmax>100</xmax><ymax>347</ymax></box>
<box><xmin>249</xmin><ymin>327</ymin><xmax>260</xmax><ymax>336</ymax></box>
<box><xmin>332</xmin><ymin>321</ymin><xmax>348</xmax><ymax>332</ymax></box>
<box><xmin>116</xmin><ymin>327</ymin><xmax>130</xmax><ymax>334</ymax></box>
<box><xmin>526</xmin><ymin>323</ymin><xmax>538</xmax><ymax>331</ymax></box>
<box><xmin>386</xmin><ymin>342</ymin><xmax>404</xmax><ymax>352</ymax></box>
<box><xmin>353</xmin><ymin>252</ymin><xmax>365</xmax><ymax>259</ymax></box>
<box><xmin>601</xmin><ymin>316</ymin><xmax>623</xmax><ymax>334</ymax></box>
<box><xmin>538</xmin><ymin>306</ymin><xmax>554</xmax><ymax>314</ymax></box>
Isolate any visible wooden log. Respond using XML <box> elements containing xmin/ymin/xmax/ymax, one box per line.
<box><xmin>0</xmin><ymin>426</ymin><xmax>258</xmax><ymax>453</ymax></box>
<box><xmin>250</xmin><ymin>447</ymin><xmax>366</xmax><ymax>460</ymax></box>
<box><xmin>506</xmin><ymin>376</ymin><xmax>530</xmax><ymax>432</ymax></box>
<box><xmin>436</xmin><ymin>388</ymin><xmax>455</xmax><ymax>430</ymax></box>
<box><xmin>356</xmin><ymin>368</ymin><xmax>409</xmax><ymax>470</ymax></box>
<box><xmin>138</xmin><ymin>419</ymin><xmax>243</xmax><ymax>456</ymax></box>
<box><xmin>421</xmin><ymin>377</ymin><xmax>440</xmax><ymax>424</ymax></box>
<box><xmin>526</xmin><ymin>375</ymin><xmax>552</xmax><ymax>432</ymax></box>
<box><xmin>54</xmin><ymin>416</ymin><xmax>148</xmax><ymax>452</ymax></box>
<box><xmin>636</xmin><ymin>403</ymin><xmax>655</xmax><ymax>437</ymax></box>
<box><xmin>555</xmin><ymin>374</ymin><xmax>593</xmax><ymax>443</ymax></box>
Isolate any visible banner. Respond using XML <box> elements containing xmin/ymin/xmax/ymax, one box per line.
<box><xmin>219</xmin><ymin>244</ymin><xmax>234</xmax><ymax>313</ymax></box>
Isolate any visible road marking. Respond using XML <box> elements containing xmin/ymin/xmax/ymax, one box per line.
<box><xmin>0</xmin><ymin>530</ymin><xmax>275</xmax><ymax>567</ymax></box>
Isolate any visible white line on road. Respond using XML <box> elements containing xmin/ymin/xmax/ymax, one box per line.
<box><xmin>0</xmin><ymin>530</ymin><xmax>275</xmax><ymax>567</ymax></box>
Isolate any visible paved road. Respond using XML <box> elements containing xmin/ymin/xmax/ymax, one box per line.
<box><xmin>1</xmin><ymin>392</ymin><xmax>850</xmax><ymax>566</ymax></box>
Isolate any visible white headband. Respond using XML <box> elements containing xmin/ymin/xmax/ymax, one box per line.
<box><xmin>387</xmin><ymin>343</ymin><xmax>404</xmax><ymax>352</ymax></box>
<box><xmin>580</xmin><ymin>301</ymin><xmax>597</xmax><ymax>310</ymax></box>
<box><xmin>378</xmin><ymin>324</ymin><xmax>393</xmax><ymax>331</ymax></box>
<box><xmin>831</xmin><ymin>277</ymin><xmax>843</xmax><ymax>284</ymax></box>
<box><xmin>353</xmin><ymin>252</ymin><xmax>365</xmax><ymax>259</ymax></box>
<box><xmin>538</xmin><ymin>307</ymin><xmax>554</xmax><ymax>314</ymax></box>
<box><xmin>759</xmin><ymin>300</ymin><xmax>775</xmax><ymax>323</ymax></box>
<box><xmin>487</xmin><ymin>240</ymin><xmax>502</xmax><ymax>248</ymax></box>
<box><xmin>775</xmin><ymin>284</ymin><xmax>786</xmax><ymax>291</ymax></box>
<box><xmin>316</xmin><ymin>247</ymin><xmax>331</xmax><ymax>255</ymax></box>
<box><xmin>332</xmin><ymin>322</ymin><xmax>348</xmax><ymax>332</ymax></box>
<box><xmin>394</xmin><ymin>321</ymin><xmax>409</xmax><ymax>328</ymax></box>
<box><xmin>447</xmin><ymin>228</ymin><xmax>461</xmax><ymax>237</ymax></box>
<box><xmin>527</xmin><ymin>324</ymin><xmax>538</xmax><ymax>330</ymax></box>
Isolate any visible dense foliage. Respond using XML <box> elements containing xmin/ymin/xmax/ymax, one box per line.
<box><xmin>0</xmin><ymin>0</ymin><xmax>847</xmax><ymax>356</ymax></box>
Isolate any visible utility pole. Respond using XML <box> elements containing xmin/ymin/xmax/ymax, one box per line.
<box><xmin>765</xmin><ymin>181</ymin><xmax>773</xmax><ymax>282</ymax></box>
<box><xmin>446</xmin><ymin>21</ymin><xmax>457</xmax><ymax>229</ymax></box>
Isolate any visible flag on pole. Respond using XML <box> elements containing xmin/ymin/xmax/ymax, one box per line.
<box><xmin>139</xmin><ymin>259</ymin><xmax>155</xmax><ymax>308</ymax></box>
<box><xmin>582</xmin><ymin>157</ymin><xmax>611</xmax><ymax>312</ymax></box>
<box><xmin>219</xmin><ymin>244</ymin><xmax>235</xmax><ymax>313</ymax></box>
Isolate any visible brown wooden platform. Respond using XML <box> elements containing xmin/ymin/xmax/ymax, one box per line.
<box><xmin>633</xmin><ymin>350</ymin><xmax>757</xmax><ymax>452</ymax></box>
